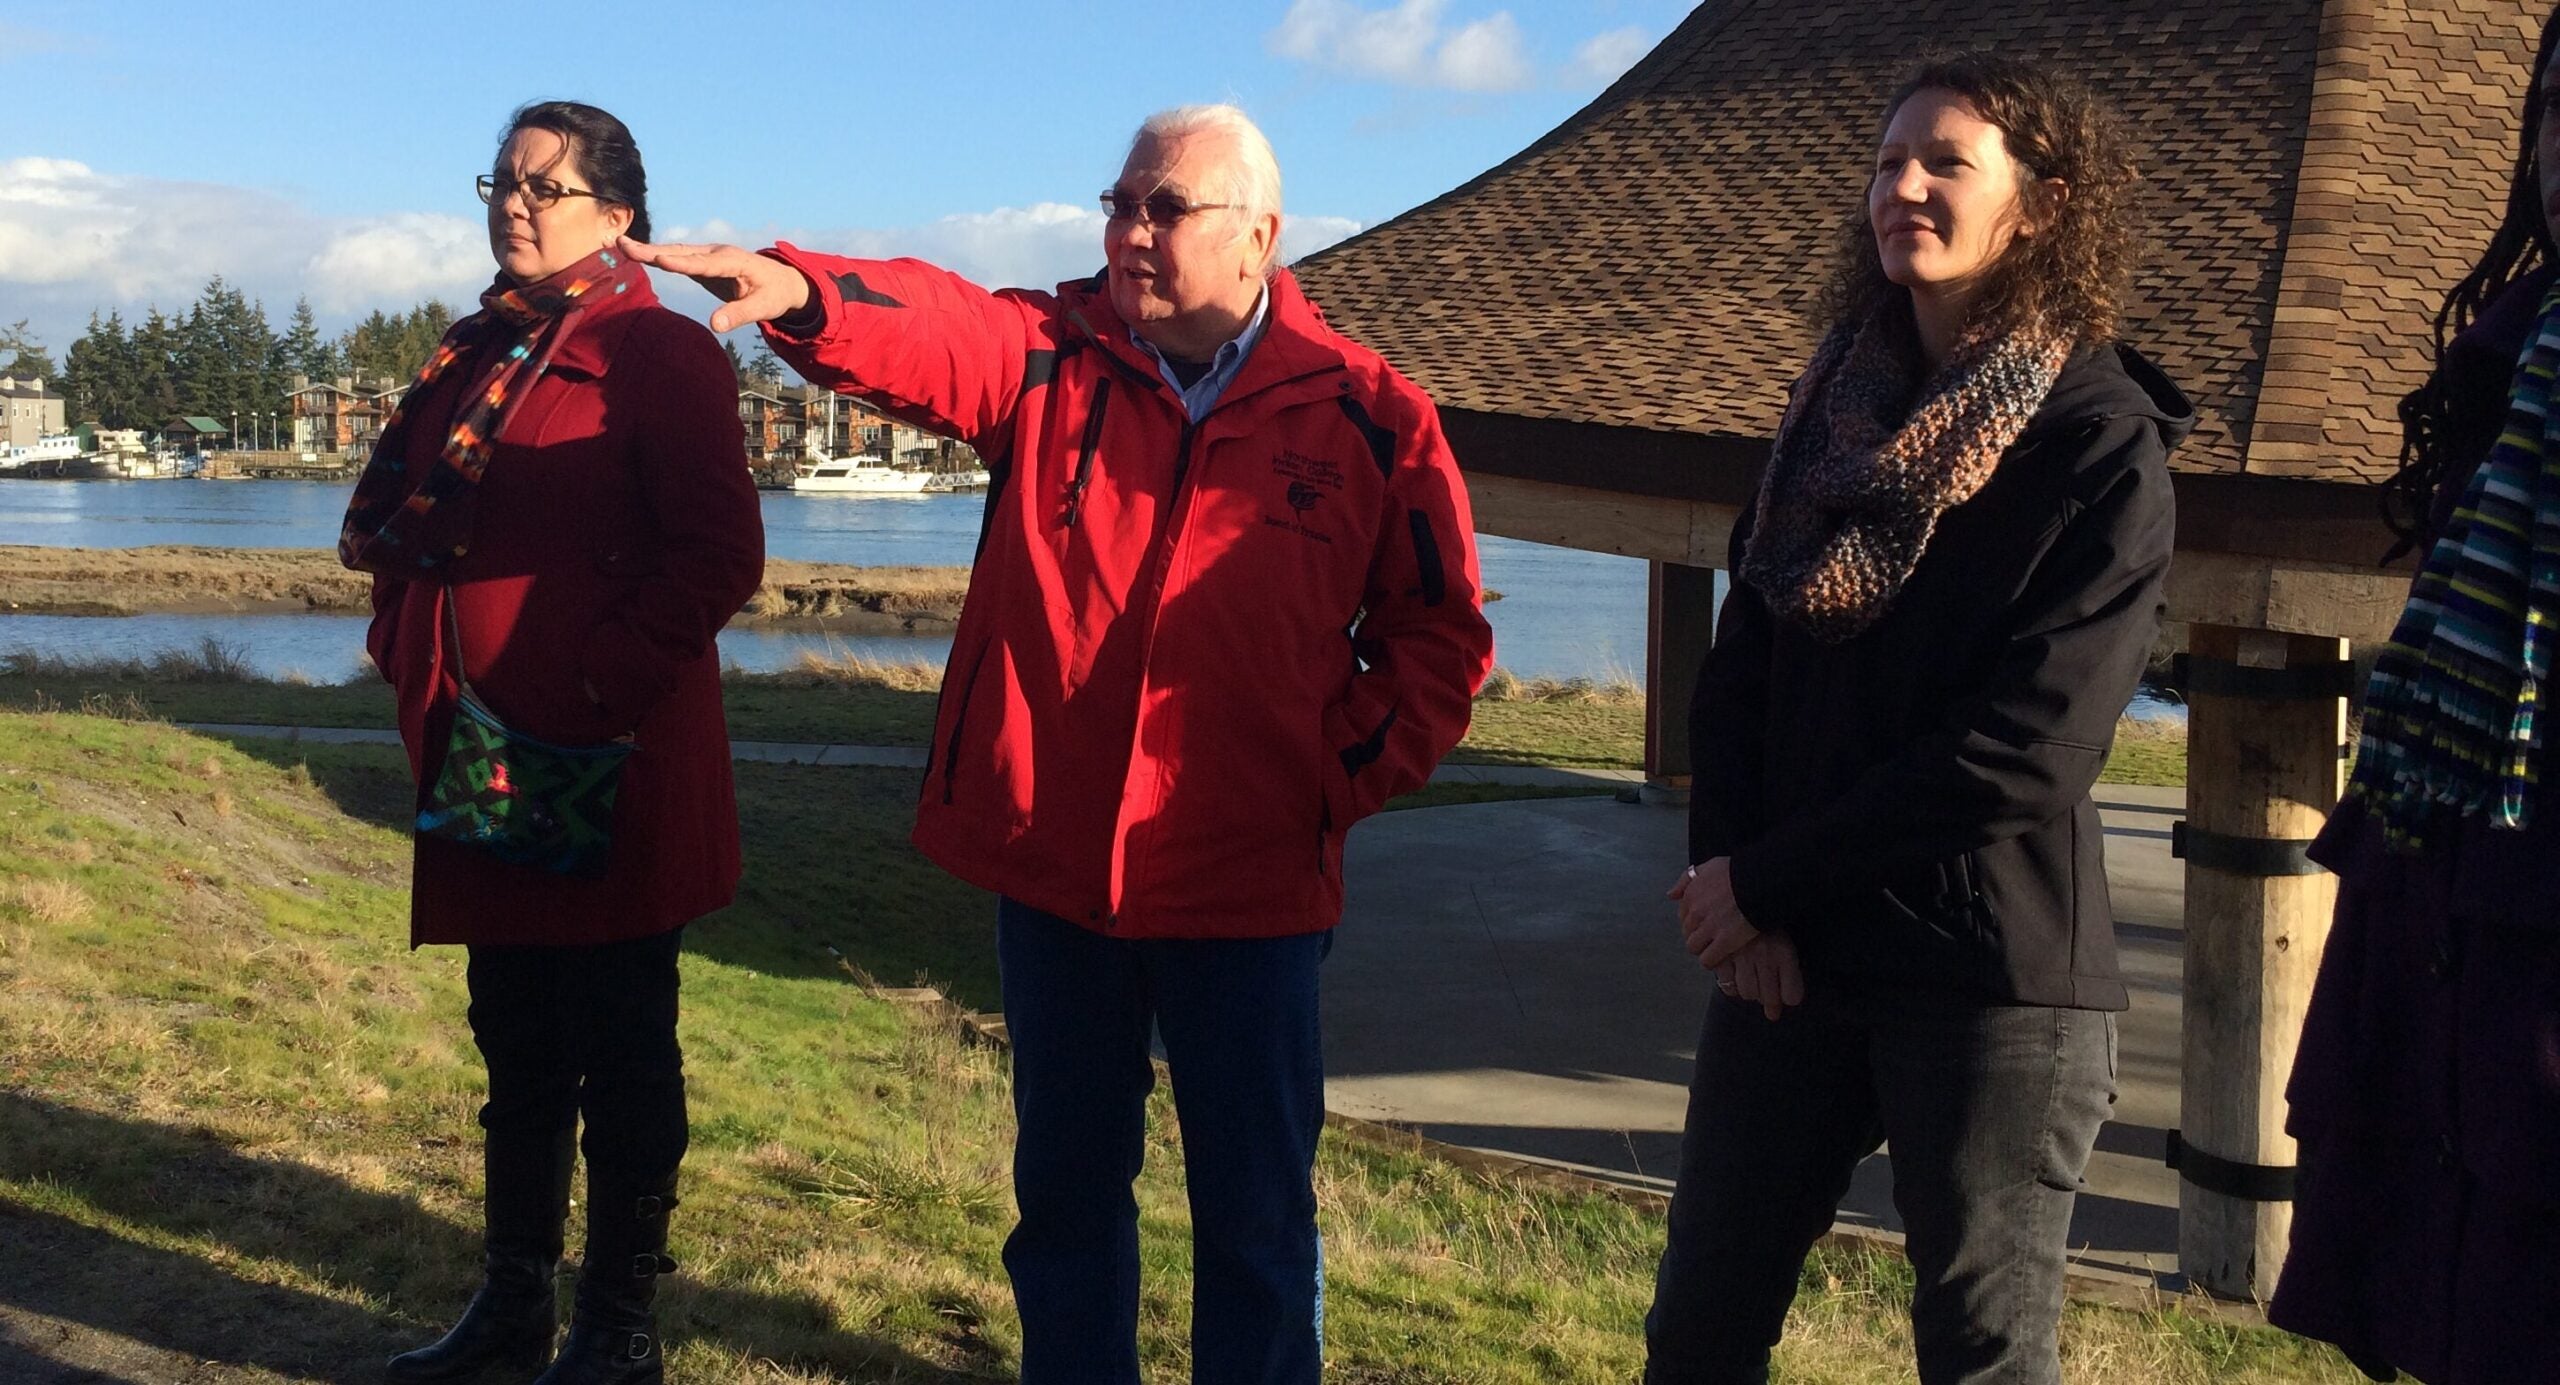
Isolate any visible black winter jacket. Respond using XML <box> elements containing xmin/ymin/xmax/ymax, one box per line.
<box><xmin>1689</xmin><ymin>341</ymin><xmax>2190</xmax><ymax>1010</ymax></box>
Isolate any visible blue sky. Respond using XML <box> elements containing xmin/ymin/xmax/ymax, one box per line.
<box><xmin>0</xmin><ymin>0</ymin><xmax>1692</xmax><ymax>355</ymax></box>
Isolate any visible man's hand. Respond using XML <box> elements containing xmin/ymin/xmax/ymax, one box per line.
<box><xmin>1668</xmin><ymin>857</ymin><xmax>1758</xmax><ymax>971</ymax></box>
<box><xmin>618</xmin><ymin>237</ymin><xmax>811</xmax><ymax>333</ymax></box>
<box><xmin>1716</xmin><ymin>931</ymin><xmax>1806</xmax><ymax>1021</ymax></box>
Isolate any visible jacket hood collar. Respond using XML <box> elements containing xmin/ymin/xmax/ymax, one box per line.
<box><xmin>2022</xmin><ymin>339</ymin><xmax>2196</xmax><ymax>449</ymax></box>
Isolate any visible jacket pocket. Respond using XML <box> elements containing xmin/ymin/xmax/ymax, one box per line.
<box><xmin>932</xmin><ymin>635</ymin><xmax>996</xmax><ymax>805</ymax></box>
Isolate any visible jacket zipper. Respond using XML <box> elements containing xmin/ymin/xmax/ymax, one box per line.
<box><xmin>1111</xmin><ymin>367</ymin><xmax>1346</xmax><ymax>917</ymax></box>
<box><xmin>1061</xmin><ymin>377</ymin><xmax>1112</xmax><ymax>528</ymax></box>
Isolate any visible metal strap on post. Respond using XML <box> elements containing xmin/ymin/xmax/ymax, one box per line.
<box><xmin>2167</xmin><ymin>1128</ymin><xmax>2296</xmax><ymax>1203</ymax></box>
<box><xmin>2171</xmin><ymin>821</ymin><xmax>2325</xmax><ymax>877</ymax></box>
<box><xmin>2173</xmin><ymin>652</ymin><xmax>2358</xmax><ymax>702</ymax></box>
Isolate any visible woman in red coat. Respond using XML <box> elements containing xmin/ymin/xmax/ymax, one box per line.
<box><xmin>340</xmin><ymin>101</ymin><xmax>763</xmax><ymax>1385</ymax></box>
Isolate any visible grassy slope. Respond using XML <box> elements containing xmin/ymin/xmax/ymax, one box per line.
<box><xmin>0</xmin><ymin>711</ymin><xmax>2347</xmax><ymax>1382</ymax></box>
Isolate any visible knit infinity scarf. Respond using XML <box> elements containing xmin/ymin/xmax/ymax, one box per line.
<box><xmin>1742</xmin><ymin>306</ymin><xmax>2073</xmax><ymax>642</ymax></box>
<box><xmin>338</xmin><ymin>247</ymin><xmax>637</xmax><ymax>577</ymax></box>
<box><xmin>2347</xmin><ymin>281</ymin><xmax>2560</xmax><ymax>849</ymax></box>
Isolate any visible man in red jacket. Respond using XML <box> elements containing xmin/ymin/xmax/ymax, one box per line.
<box><xmin>629</xmin><ymin>103</ymin><xmax>1492</xmax><ymax>1381</ymax></box>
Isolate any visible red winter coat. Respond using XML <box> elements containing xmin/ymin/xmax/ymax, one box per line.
<box><xmin>367</xmin><ymin>271</ymin><xmax>765</xmax><ymax>947</ymax></box>
<box><xmin>762</xmin><ymin>250</ymin><xmax>1492</xmax><ymax>939</ymax></box>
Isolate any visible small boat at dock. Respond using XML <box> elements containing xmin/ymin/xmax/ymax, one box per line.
<box><xmin>791</xmin><ymin>454</ymin><xmax>932</xmax><ymax>495</ymax></box>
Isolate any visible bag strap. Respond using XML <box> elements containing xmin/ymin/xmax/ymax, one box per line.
<box><xmin>440</xmin><ymin>583</ymin><xmax>479</xmax><ymax>702</ymax></box>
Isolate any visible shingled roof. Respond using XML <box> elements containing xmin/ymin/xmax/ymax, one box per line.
<box><xmin>1292</xmin><ymin>0</ymin><xmax>2541</xmax><ymax>483</ymax></box>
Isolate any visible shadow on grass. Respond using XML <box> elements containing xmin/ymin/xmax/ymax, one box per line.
<box><xmin>199</xmin><ymin>730</ymin><xmax>1008</xmax><ymax>1017</ymax></box>
<box><xmin>0</xmin><ymin>1092</ymin><xmax>1001</xmax><ymax>1383</ymax></box>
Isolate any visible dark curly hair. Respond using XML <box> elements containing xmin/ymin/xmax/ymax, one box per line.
<box><xmin>2380</xmin><ymin>7</ymin><xmax>2560</xmax><ymax>556</ymax></box>
<box><xmin>1815</xmin><ymin>52</ymin><xmax>2142</xmax><ymax>349</ymax></box>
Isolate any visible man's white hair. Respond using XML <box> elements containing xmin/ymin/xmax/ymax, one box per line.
<box><xmin>1133</xmin><ymin>104</ymin><xmax>1285</xmax><ymax>274</ymax></box>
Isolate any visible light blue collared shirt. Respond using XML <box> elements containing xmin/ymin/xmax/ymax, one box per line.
<box><xmin>1133</xmin><ymin>289</ymin><xmax>1271</xmax><ymax>420</ymax></box>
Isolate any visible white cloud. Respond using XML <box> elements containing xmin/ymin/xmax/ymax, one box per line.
<box><xmin>1270</xmin><ymin>0</ymin><xmax>1448</xmax><ymax>84</ymax></box>
<box><xmin>1568</xmin><ymin>26</ymin><xmax>1651</xmax><ymax>87</ymax></box>
<box><xmin>1434</xmin><ymin>13</ymin><xmax>1535</xmax><ymax>92</ymax></box>
<box><xmin>1267</xmin><ymin>2</ymin><xmax>1648</xmax><ymax>92</ymax></box>
<box><xmin>303</xmin><ymin>213</ymin><xmax>489</xmax><ymax>314</ymax></box>
<box><xmin>0</xmin><ymin>157</ymin><xmax>494</xmax><ymax>351</ymax></box>
<box><xmin>0</xmin><ymin>157</ymin><xmax>1363</xmax><ymax>362</ymax></box>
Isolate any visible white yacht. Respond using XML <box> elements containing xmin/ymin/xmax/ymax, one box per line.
<box><xmin>790</xmin><ymin>453</ymin><xmax>932</xmax><ymax>494</ymax></box>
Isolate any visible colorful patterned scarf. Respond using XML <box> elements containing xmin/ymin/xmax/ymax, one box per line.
<box><xmin>1741</xmin><ymin>305</ymin><xmax>2074</xmax><ymax>642</ymax></box>
<box><xmin>2346</xmin><ymin>281</ymin><xmax>2560</xmax><ymax>848</ymax></box>
<box><xmin>337</xmin><ymin>248</ymin><xmax>638</xmax><ymax>576</ymax></box>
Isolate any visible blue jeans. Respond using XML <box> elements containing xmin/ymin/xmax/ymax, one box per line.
<box><xmin>995</xmin><ymin>898</ymin><xmax>1330</xmax><ymax>1385</ymax></box>
<box><xmin>1645</xmin><ymin>989</ymin><xmax>2118</xmax><ymax>1385</ymax></box>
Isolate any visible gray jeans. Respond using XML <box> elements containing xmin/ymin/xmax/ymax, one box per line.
<box><xmin>1644</xmin><ymin>988</ymin><xmax>2118</xmax><ymax>1385</ymax></box>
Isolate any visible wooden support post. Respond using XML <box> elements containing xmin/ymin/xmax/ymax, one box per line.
<box><xmin>2175</xmin><ymin>624</ymin><xmax>2349</xmax><ymax>1299</ymax></box>
<box><xmin>1645</xmin><ymin>561</ymin><xmax>1718</xmax><ymax>784</ymax></box>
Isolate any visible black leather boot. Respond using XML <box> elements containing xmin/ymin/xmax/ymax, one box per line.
<box><xmin>388</xmin><ymin>1124</ymin><xmax>574</xmax><ymax>1383</ymax></box>
<box><xmin>532</xmin><ymin>1179</ymin><xmax>678</xmax><ymax>1385</ymax></box>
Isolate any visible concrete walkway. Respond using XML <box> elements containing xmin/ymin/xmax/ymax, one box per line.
<box><xmin>173</xmin><ymin>723</ymin><xmax>1644</xmax><ymax>790</ymax></box>
<box><xmin>1324</xmin><ymin>785</ymin><xmax>2192</xmax><ymax>1287</ymax></box>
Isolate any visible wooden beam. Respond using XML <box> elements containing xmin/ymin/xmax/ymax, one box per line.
<box><xmin>1469</xmin><ymin>473</ymin><xmax>2407</xmax><ymax>642</ymax></box>
<box><xmin>2177</xmin><ymin>626</ymin><xmax>2347</xmax><ymax>1300</ymax></box>
<box><xmin>2164</xmin><ymin>551</ymin><xmax>2404</xmax><ymax>643</ymax></box>
<box><xmin>1464</xmin><ymin>473</ymin><xmax>1735</xmax><ymax>568</ymax></box>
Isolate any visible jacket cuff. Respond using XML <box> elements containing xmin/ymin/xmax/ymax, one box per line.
<box><xmin>758</xmin><ymin>243</ymin><xmax>836</xmax><ymax>343</ymax></box>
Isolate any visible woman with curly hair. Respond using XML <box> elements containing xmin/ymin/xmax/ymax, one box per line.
<box><xmin>1646</xmin><ymin>53</ymin><xmax>2189</xmax><ymax>1384</ymax></box>
<box><xmin>2269</xmin><ymin>8</ymin><xmax>2560</xmax><ymax>1381</ymax></box>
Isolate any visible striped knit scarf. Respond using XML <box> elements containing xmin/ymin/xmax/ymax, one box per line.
<box><xmin>1742</xmin><ymin>306</ymin><xmax>2074</xmax><ymax>642</ymax></box>
<box><xmin>337</xmin><ymin>248</ymin><xmax>637</xmax><ymax>576</ymax></box>
<box><xmin>2346</xmin><ymin>280</ymin><xmax>2560</xmax><ymax>848</ymax></box>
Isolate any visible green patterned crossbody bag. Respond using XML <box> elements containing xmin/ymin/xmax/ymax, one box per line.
<box><xmin>414</xmin><ymin>590</ymin><xmax>634</xmax><ymax>877</ymax></box>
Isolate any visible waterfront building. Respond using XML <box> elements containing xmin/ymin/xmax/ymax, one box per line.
<box><xmin>0</xmin><ymin>375</ymin><xmax>66</xmax><ymax>449</ymax></box>
<box><xmin>289</xmin><ymin>374</ymin><xmax>411</xmax><ymax>460</ymax></box>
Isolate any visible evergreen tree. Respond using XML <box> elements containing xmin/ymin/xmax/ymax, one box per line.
<box><xmin>745</xmin><ymin>345</ymin><xmax>785</xmax><ymax>387</ymax></box>
<box><xmin>723</xmin><ymin>337</ymin><xmax>747</xmax><ymax>383</ymax></box>
<box><xmin>0</xmin><ymin>319</ymin><xmax>53</xmax><ymax>380</ymax></box>
<box><xmin>60</xmin><ymin>313</ymin><xmax>119</xmax><ymax>425</ymax></box>
<box><xmin>281</xmin><ymin>296</ymin><xmax>339</xmax><ymax>382</ymax></box>
<box><xmin>133</xmin><ymin>309</ymin><xmax>182</xmax><ymax>430</ymax></box>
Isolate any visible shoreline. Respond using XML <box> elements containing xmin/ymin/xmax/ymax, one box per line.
<box><xmin>0</xmin><ymin>545</ymin><xmax>971</xmax><ymax>625</ymax></box>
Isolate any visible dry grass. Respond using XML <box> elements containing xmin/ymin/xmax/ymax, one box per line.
<box><xmin>727</xmin><ymin>646</ymin><xmax>947</xmax><ymax>693</ymax></box>
<box><xmin>2</xmin><ymin>638</ymin><xmax>265</xmax><ymax>685</ymax></box>
<box><xmin>1477</xmin><ymin>666</ymin><xmax>1644</xmax><ymax>704</ymax></box>
<box><xmin>7</xmin><ymin>876</ymin><xmax>93</xmax><ymax>926</ymax></box>
<box><xmin>0</xmin><ymin>545</ymin><xmax>971</xmax><ymax>623</ymax></box>
<box><xmin>744</xmin><ymin>560</ymin><xmax>972</xmax><ymax>623</ymax></box>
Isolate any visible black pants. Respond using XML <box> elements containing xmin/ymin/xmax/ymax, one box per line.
<box><xmin>1645</xmin><ymin>989</ymin><xmax>2116</xmax><ymax>1385</ymax></box>
<box><xmin>465</xmin><ymin>929</ymin><xmax>690</xmax><ymax>1213</ymax></box>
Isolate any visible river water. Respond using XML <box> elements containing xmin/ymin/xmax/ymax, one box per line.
<box><xmin>0</xmin><ymin>479</ymin><xmax>1649</xmax><ymax>684</ymax></box>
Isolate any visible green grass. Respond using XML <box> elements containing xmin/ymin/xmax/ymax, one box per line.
<box><xmin>2102</xmin><ymin>723</ymin><xmax>2190</xmax><ymax>788</ymax></box>
<box><xmin>0</xmin><ymin>707</ymin><xmax>2355</xmax><ymax>1382</ymax></box>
